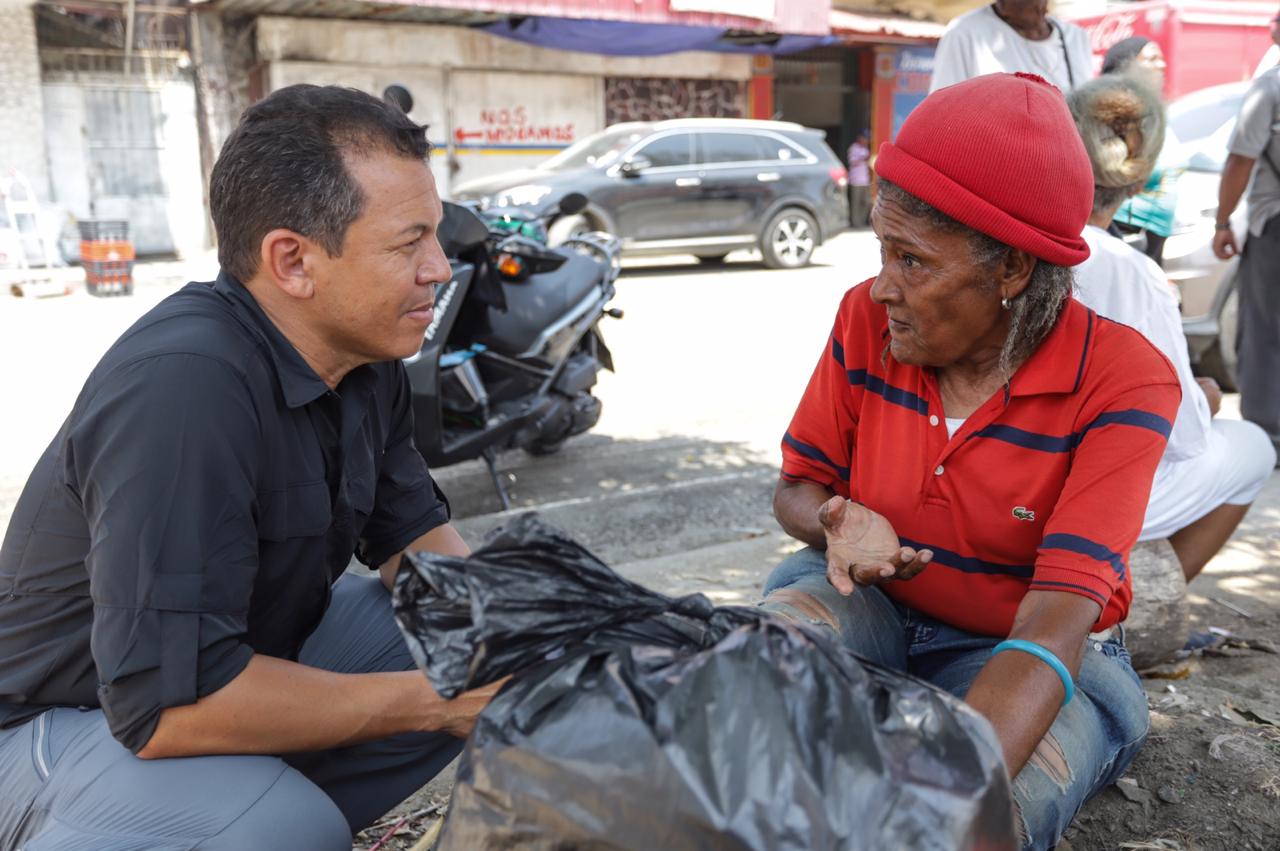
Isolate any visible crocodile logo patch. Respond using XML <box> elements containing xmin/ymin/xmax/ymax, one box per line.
<box><xmin>1012</xmin><ymin>506</ymin><xmax>1036</xmax><ymax>522</ymax></box>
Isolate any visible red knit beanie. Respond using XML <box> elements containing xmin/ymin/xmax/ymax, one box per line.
<box><xmin>875</xmin><ymin>73</ymin><xmax>1093</xmax><ymax>266</ymax></box>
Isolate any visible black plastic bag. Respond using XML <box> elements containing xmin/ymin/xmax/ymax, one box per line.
<box><xmin>394</xmin><ymin>515</ymin><xmax>1017</xmax><ymax>851</ymax></box>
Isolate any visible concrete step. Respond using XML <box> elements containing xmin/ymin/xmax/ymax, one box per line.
<box><xmin>434</xmin><ymin>432</ymin><xmax>778</xmax><ymax>522</ymax></box>
<box><xmin>450</xmin><ymin>464</ymin><xmax>779</xmax><ymax>566</ymax></box>
<box><xmin>611</xmin><ymin>530</ymin><xmax>803</xmax><ymax>606</ymax></box>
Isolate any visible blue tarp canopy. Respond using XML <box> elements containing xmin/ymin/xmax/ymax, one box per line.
<box><xmin>482</xmin><ymin>16</ymin><xmax>836</xmax><ymax>57</ymax></box>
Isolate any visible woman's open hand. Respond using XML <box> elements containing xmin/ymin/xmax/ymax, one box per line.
<box><xmin>818</xmin><ymin>496</ymin><xmax>932</xmax><ymax>594</ymax></box>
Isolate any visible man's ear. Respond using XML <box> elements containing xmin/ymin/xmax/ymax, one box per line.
<box><xmin>999</xmin><ymin>247</ymin><xmax>1037</xmax><ymax>302</ymax></box>
<box><xmin>258</xmin><ymin>229</ymin><xmax>316</xmax><ymax>300</ymax></box>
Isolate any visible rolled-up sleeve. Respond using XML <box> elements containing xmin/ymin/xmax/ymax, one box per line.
<box><xmin>1228</xmin><ymin>76</ymin><xmax>1279</xmax><ymax>159</ymax></box>
<box><xmin>355</xmin><ymin>362</ymin><xmax>450</xmax><ymax>568</ymax></box>
<box><xmin>67</xmin><ymin>354</ymin><xmax>261</xmax><ymax>753</ymax></box>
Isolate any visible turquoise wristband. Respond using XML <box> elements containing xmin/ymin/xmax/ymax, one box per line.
<box><xmin>991</xmin><ymin>639</ymin><xmax>1075</xmax><ymax>707</ymax></box>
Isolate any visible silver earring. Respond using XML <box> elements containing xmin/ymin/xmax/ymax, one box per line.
<box><xmin>1001</xmin><ymin>297</ymin><xmax>1011</xmax><ymax>310</ymax></box>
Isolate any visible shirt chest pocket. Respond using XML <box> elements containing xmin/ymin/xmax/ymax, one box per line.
<box><xmin>257</xmin><ymin>481</ymin><xmax>332</xmax><ymax>541</ymax></box>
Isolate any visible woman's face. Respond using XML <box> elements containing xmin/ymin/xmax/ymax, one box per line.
<box><xmin>868</xmin><ymin>194</ymin><xmax>1012</xmax><ymax>369</ymax></box>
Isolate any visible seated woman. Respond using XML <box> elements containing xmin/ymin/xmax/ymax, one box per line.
<box><xmin>763</xmin><ymin>73</ymin><xmax>1181</xmax><ymax>851</ymax></box>
<box><xmin>1067</xmin><ymin>74</ymin><xmax>1276</xmax><ymax>582</ymax></box>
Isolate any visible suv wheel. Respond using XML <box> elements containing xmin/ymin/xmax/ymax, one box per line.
<box><xmin>762</xmin><ymin>208</ymin><xmax>817</xmax><ymax>269</ymax></box>
<box><xmin>548</xmin><ymin>214</ymin><xmax>592</xmax><ymax>247</ymax></box>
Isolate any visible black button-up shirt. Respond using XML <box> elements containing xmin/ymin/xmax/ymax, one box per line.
<box><xmin>0</xmin><ymin>273</ymin><xmax>448</xmax><ymax>753</ymax></box>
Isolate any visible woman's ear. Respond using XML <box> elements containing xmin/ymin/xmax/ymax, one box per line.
<box><xmin>258</xmin><ymin>229</ymin><xmax>316</xmax><ymax>300</ymax></box>
<box><xmin>999</xmin><ymin>248</ymin><xmax>1037</xmax><ymax>302</ymax></box>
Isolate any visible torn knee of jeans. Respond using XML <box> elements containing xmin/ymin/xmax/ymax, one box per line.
<box><xmin>1019</xmin><ymin>730</ymin><xmax>1074</xmax><ymax>793</ymax></box>
<box><xmin>759</xmin><ymin>588</ymin><xmax>840</xmax><ymax>632</ymax></box>
<box><xmin>1010</xmin><ymin>795</ymin><xmax>1031</xmax><ymax>848</ymax></box>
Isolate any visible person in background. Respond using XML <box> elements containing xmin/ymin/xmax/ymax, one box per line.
<box><xmin>1213</xmin><ymin>8</ymin><xmax>1280</xmax><ymax>461</ymax></box>
<box><xmin>930</xmin><ymin>1</ymin><xmax>1092</xmax><ymax>94</ymax></box>
<box><xmin>764</xmin><ymin>73</ymin><xmax>1178</xmax><ymax>851</ymax></box>
<box><xmin>1068</xmin><ymin>73</ymin><xmax>1275</xmax><ymax>583</ymax></box>
<box><xmin>847</xmin><ymin>130</ymin><xmax>872</xmax><ymax>228</ymax></box>
<box><xmin>1102</xmin><ymin>37</ymin><xmax>1180</xmax><ymax>265</ymax></box>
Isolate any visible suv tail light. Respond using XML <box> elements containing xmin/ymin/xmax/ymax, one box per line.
<box><xmin>828</xmin><ymin>166</ymin><xmax>848</xmax><ymax>188</ymax></box>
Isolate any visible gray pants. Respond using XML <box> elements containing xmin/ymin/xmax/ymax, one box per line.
<box><xmin>848</xmin><ymin>184</ymin><xmax>871</xmax><ymax>228</ymax></box>
<box><xmin>0</xmin><ymin>574</ymin><xmax>462</xmax><ymax>850</ymax></box>
<box><xmin>1239</xmin><ymin>215</ymin><xmax>1280</xmax><ymax>454</ymax></box>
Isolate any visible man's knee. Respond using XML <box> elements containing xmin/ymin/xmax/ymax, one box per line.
<box><xmin>195</xmin><ymin>767</ymin><xmax>351</xmax><ymax>851</ymax></box>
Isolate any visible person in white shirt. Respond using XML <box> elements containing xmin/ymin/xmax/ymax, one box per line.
<box><xmin>930</xmin><ymin>1</ymin><xmax>1093</xmax><ymax>93</ymax></box>
<box><xmin>1067</xmin><ymin>73</ymin><xmax>1275</xmax><ymax>582</ymax></box>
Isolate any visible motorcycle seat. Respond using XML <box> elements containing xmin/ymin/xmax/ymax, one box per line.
<box><xmin>478</xmin><ymin>251</ymin><xmax>604</xmax><ymax>356</ymax></box>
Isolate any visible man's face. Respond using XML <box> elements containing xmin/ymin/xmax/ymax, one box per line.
<box><xmin>996</xmin><ymin>0</ymin><xmax>1049</xmax><ymax>33</ymax></box>
<box><xmin>306</xmin><ymin>151</ymin><xmax>451</xmax><ymax>366</ymax></box>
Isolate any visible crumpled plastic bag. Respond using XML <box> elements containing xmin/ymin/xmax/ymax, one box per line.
<box><xmin>394</xmin><ymin>514</ymin><xmax>1016</xmax><ymax>851</ymax></box>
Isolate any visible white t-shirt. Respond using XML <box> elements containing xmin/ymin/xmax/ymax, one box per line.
<box><xmin>929</xmin><ymin>4</ymin><xmax>1093</xmax><ymax>94</ymax></box>
<box><xmin>1072</xmin><ymin>225</ymin><xmax>1210</xmax><ymax>465</ymax></box>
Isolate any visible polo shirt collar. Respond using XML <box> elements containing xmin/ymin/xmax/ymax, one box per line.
<box><xmin>214</xmin><ymin>272</ymin><xmax>332</xmax><ymax>409</ymax></box>
<box><xmin>1007</xmin><ymin>297</ymin><xmax>1094</xmax><ymax>398</ymax></box>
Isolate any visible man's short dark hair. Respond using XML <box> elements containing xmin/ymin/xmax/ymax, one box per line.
<box><xmin>210</xmin><ymin>84</ymin><xmax>430</xmax><ymax>283</ymax></box>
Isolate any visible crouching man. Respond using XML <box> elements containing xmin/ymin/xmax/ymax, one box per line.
<box><xmin>0</xmin><ymin>85</ymin><xmax>498</xmax><ymax>850</ymax></box>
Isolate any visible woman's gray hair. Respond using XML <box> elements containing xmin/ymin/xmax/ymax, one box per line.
<box><xmin>876</xmin><ymin>180</ymin><xmax>1073</xmax><ymax>378</ymax></box>
<box><xmin>1067</xmin><ymin>73</ymin><xmax>1166</xmax><ymax>218</ymax></box>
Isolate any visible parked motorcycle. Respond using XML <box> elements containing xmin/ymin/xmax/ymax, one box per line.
<box><xmin>404</xmin><ymin>193</ymin><xmax>622</xmax><ymax>509</ymax></box>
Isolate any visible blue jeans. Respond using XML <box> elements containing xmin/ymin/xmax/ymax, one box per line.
<box><xmin>761</xmin><ymin>548</ymin><xmax>1149</xmax><ymax>851</ymax></box>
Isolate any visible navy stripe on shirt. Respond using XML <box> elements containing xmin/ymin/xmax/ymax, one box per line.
<box><xmin>1029</xmin><ymin>579</ymin><xmax>1110</xmax><ymax>607</ymax></box>
<box><xmin>847</xmin><ymin>369</ymin><xmax>930</xmax><ymax>415</ymax></box>
<box><xmin>899</xmin><ymin>537</ymin><xmax>1034</xmax><ymax>578</ymax></box>
<box><xmin>1071</xmin><ymin>309</ymin><xmax>1095</xmax><ymax>394</ymax></box>
<box><xmin>831</xmin><ymin>335</ymin><xmax>845</xmax><ymax>367</ymax></box>
<box><xmin>1040</xmin><ymin>533</ymin><xmax>1127</xmax><ymax>580</ymax></box>
<box><xmin>968</xmin><ymin>408</ymin><xmax>1174</xmax><ymax>454</ymax></box>
<box><xmin>782</xmin><ymin>432</ymin><xmax>850</xmax><ymax>481</ymax></box>
<box><xmin>831</xmin><ymin>333</ymin><xmax>930</xmax><ymax>416</ymax></box>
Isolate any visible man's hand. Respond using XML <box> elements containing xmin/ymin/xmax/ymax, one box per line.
<box><xmin>1196</xmin><ymin>376</ymin><xmax>1223</xmax><ymax>417</ymax></box>
<box><xmin>429</xmin><ymin>677</ymin><xmax>509</xmax><ymax>739</ymax></box>
<box><xmin>1212</xmin><ymin>227</ymin><xmax>1240</xmax><ymax>261</ymax></box>
<box><xmin>818</xmin><ymin>496</ymin><xmax>932</xmax><ymax>594</ymax></box>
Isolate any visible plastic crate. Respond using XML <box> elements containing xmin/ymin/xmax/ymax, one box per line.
<box><xmin>79</xmin><ymin>239</ymin><xmax>135</xmax><ymax>262</ymax></box>
<box><xmin>77</xmin><ymin>219</ymin><xmax>129</xmax><ymax>242</ymax></box>
<box><xmin>85</xmin><ymin>258</ymin><xmax>134</xmax><ymax>297</ymax></box>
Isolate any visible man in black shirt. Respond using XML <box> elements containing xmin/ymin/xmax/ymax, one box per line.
<box><xmin>0</xmin><ymin>85</ymin><xmax>498</xmax><ymax>849</ymax></box>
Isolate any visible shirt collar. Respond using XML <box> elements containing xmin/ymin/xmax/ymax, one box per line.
<box><xmin>213</xmin><ymin>271</ymin><xmax>332</xmax><ymax>409</ymax></box>
<box><xmin>1007</xmin><ymin>297</ymin><xmax>1094</xmax><ymax>398</ymax></box>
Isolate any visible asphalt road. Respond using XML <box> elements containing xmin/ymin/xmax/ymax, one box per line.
<box><xmin>0</xmin><ymin>234</ymin><xmax>885</xmax><ymax>589</ymax></box>
<box><xmin>2</xmin><ymin>231</ymin><xmax>1275</xmax><ymax>598</ymax></box>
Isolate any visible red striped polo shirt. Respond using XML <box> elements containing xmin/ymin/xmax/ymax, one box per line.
<box><xmin>781</xmin><ymin>279</ymin><xmax>1181</xmax><ymax>635</ymax></box>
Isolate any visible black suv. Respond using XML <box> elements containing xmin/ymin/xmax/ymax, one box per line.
<box><xmin>451</xmin><ymin>119</ymin><xmax>850</xmax><ymax>268</ymax></box>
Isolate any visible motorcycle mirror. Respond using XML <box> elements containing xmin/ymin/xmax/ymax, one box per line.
<box><xmin>619</xmin><ymin>156</ymin><xmax>651</xmax><ymax>178</ymax></box>
<box><xmin>382</xmin><ymin>84</ymin><xmax>414</xmax><ymax>114</ymax></box>
<box><xmin>556</xmin><ymin>193</ymin><xmax>589</xmax><ymax>217</ymax></box>
<box><xmin>438</xmin><ymin>201</ymin><xmax>490</xmax><ymax>256</ymax></box>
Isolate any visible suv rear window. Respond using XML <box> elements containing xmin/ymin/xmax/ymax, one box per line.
<box><xmin>634</xmin><ymin>133</ymin><xmax>695</xmax><ymax>168</ymax></box>
<box><xmin>697</xmin><ymin>132</ymin><xmax>773</xmax><ymax>165</ymax></box>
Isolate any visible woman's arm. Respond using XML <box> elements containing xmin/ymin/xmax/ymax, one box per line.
<box><xmin>964</xmin><ymin>590</ymin><xmax>1102</xmax><ymax>777</ymax></box>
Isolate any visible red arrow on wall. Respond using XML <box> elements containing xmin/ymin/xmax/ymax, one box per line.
<box><xmin>454</xmin><ymin>127</ymin><xmax>483</xmax><ymax>143</ymax></box>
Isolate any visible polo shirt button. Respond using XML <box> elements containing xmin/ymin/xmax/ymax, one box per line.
<box><xmin>929</xmin><ymin>415</ymin><xmax>939</xmax><ymax>426</ymax></box>
<box><xmin>934</xmin><ymin>465</ymin><xmax>944</xmax><ymax>476</ymax></box>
